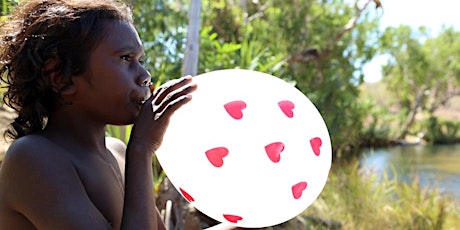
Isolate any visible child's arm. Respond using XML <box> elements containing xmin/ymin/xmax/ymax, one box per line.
<box><xmin>121</xmin><ymin>76</ymin><xmax>196</xmax><ymax>230</ymax></box>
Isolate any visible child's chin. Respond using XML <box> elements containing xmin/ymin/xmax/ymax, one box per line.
<box><xmin>110</xmin><ymin>116</ymin><xmax>137</xmax><ymax>126</ymax></box>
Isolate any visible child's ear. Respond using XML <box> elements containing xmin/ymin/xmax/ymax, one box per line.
<box><xmin>43</xmin><ymin>59</ymin><xmax>76</xmax><ymax>95</ymax></box>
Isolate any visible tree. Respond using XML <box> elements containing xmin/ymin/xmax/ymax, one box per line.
<box><xmin>198</xmin><ymin>0</ymin><xmax>382</xmax><ymax>157</ymax></box>
<box><xmin>423</xmin><ymin>28</ymin><xmax>460</xmax><ymax>115</ymax></box>
<box><xmin>380</xmin><ymin>26</ymin><xmax>460</xmax><ymax>139</ymax></box>
<box><xmin>132</xmin><ymin>2</ymin><xmax>383</xmax><ymax>156</ymax></box>
<box><xmin>131</xmin><ymin>0</ymin><xmax>189</xmax><ymax>84</ymax></box>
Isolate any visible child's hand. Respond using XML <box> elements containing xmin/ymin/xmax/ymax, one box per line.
<box><xmin>130</xmin><ymin>75</ymin><xmax>197</xmax><ymax>152</ymax></box>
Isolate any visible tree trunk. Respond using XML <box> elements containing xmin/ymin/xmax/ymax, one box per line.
<box><xmin>397</xmin><ymin>86</ymin><xmax>427</xmax><ymax>140</ymax></box>
<box><xmin>182</xmin><ymin>0</ymin><xmax>201</xmax><ymax>76</ymax></box>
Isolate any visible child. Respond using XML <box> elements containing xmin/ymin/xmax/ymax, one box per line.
<box><xmin>0</xmin><ymin>0</ymin><xmax>239</xmax><ymax>229</ymax></box>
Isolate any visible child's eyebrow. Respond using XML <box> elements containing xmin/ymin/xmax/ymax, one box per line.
<box><xmin>116</xmin><ymin>44</ymin><xmax>144</xmax><ymax>53</ymax></box>
<box><xmin>115</xmin><ymin>44</ymin><xmax>145</xmax><ymax>55</ymax></box>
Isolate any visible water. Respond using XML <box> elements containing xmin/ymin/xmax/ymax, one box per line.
<box><xmin>360</xmin><ymin>144</ymin><xmax>460</xmax><ymax>201</ymax></box>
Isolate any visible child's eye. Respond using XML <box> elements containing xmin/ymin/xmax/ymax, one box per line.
<box><xmin>139</xmin><ymin>57</ymin><xmax>145</xmax><ymax>65</ymax></box>
<box><xmin>120</xmin><ymin>54</ymin><xmax>131</xmax><ymax>61</ymax></box>
<box><xmin>120</xmin><ymin>54</ymin><xmax>145</xmax><ymax>65</ymax></box>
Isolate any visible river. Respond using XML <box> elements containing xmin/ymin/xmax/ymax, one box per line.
<box><xmin>360</xmin><ymin>143</ymin><xmax>460</xmax><ymax>201</ymax></box>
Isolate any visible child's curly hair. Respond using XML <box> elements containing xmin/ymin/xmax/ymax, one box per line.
<box><xmin>1</xmin><ymin>0</ymin><xmax>133</xmax><ymax>140</ymax></box>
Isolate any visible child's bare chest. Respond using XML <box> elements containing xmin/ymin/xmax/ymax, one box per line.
<box><xmin>72</xmin><ymin>151</ymin><xmax>125</xmax><ymax>228</ymax></box>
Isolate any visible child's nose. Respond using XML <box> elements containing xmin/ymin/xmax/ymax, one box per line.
<box><xmin>137</xmin><ymin>67</ymin><xmax>152</xmax><ymax>87</ymax></box>
<box><xmin>141</xmin><ymin>79</ymin><xmax>152</xmax><ymax>87</ymax></box>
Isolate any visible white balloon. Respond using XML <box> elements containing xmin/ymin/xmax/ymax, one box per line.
<box><xmin>156</xmin><ymin>69</ymin><xmax>332</xmax><ymax>228</ymax></box>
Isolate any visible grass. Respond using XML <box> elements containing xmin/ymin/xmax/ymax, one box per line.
<box><xmin>281</xmin><ymin>159</ymin><xmax>460</xmax><ymax>230</ymax></box>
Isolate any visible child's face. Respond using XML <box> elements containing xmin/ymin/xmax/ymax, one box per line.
<box><xmin>71</xmin><ymin>20</ymin><xmax>151</xmax><ymax>125</ymax></box>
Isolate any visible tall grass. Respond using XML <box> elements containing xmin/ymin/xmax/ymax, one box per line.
<box><xmin>295</xmin><ymin>159</ymin><xmax>459</xmax><ymax>230</ymax></box>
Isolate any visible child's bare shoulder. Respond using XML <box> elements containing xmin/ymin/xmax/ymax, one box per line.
<box><xmin>0</xmin><ymin>135</ymin><xmax>76</xmax><ymax>189</ymax></box>
<box><xmin>0</xmin><ymin>135</ymin><xmax>82</xmax><ymax>215</ymax></box>
<box><xmin>3</xmin><ymin>134</ymin><xmax>71</xmax><ymax>164</ymax></box>
<box><xmin>0</xmin><ymin>135</ymin><xmax>120</xmax><ymax>229</ymax></box>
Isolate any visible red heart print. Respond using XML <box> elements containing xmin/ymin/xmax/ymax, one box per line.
<box><xmin>310</xmin><ymin>137</ymin><xmax>322</xmax><ymax>156</ymax></box>
<box><xmin>265</xmin><ymin>142</ymin><xmax>285</xmax><ymax>163</ymax></box>
<box><xmin>223</xmin><ymin>214</ymin><xmax>243</xmax><ymax>223</ymax></box>
<box><xmin>224</xmin><ymin>100</ymin><xmax>247</xmax><ymax>120</ymax></box>
<box><xmin>278</xmin><ymin>100</ymin><xmax>295</xmax><ymax>118</ymax></box>
<box><xmin>179</xmin><ymin>188</ymin><xmax>195</xmax><ymax>202</ymax></box>
<box><xmin>292</xmin><ymin>181</ymin><xmax>308</xmax><ymax>199</ymax></box>
<box><xmin>205</xmin><ymin>147</ymin><xmax>229</xmax><ymax>167</ymax></box>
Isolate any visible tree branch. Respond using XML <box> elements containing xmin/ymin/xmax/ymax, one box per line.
<box><xmin>287</xmin><ymin>0</ymin><xmax>374</xmax><ymax>65</ymax></box>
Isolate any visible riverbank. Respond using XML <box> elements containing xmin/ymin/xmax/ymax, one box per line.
<box><xmin>360</xmin><ymin>83</ymin><xmax>460</xmax><ymax>148</ymax></box>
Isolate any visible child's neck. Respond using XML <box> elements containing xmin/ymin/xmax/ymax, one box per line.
<box><xmin>43</xmin><ymin>110</ymin><xmax>108</xmax><ymax>153</ymax></box>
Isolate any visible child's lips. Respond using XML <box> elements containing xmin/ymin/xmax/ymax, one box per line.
<box><xmin>136</xmin><ymin>99</ymin><xmax>145</xmax><ymax>106</ymax></box>
<box><xmin>134</xmin><ymin>89</ymin><xmax>152</xmax><ymax>106</ymax></box>
<box><xmin>136</xmin><ymin>95</ymin><xmax>149</xmax><ymax>106</ymax></box>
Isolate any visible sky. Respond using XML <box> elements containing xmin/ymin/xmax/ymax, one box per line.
<box><xmin>361</xmin><ymin>0</ymin><xmax>460</xmax><ymax>83</ymax></box>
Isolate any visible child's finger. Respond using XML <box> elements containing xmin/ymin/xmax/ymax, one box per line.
<box><xmin>153</xmin><ymin>81</ymin><xmax>197</xmax><ymax>118</ymax></box>
<box><xmin>154</xmin><ymin>94</ymin><xmax>192</xmax><ymax>121</ymax></box>
<box><xmin>153</xmin><ymin>75</ymin><xmax>192</xmax><ymax>106</ymax></box>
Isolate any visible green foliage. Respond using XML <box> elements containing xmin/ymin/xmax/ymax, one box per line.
<box><xmin>106</xmin><ymin>125</ymin><xmax>132</xmax><ymax>144</ymax></box>
<box><xmin>380</xmin><ymin>26</ymin><xmax>460</xmax><ymax>139</ymax></box>
<box><xmin>197</xmin><ymin>0</ymin><xmax>382</xmax><ymax>158</ymax></box>
<box><xmin>359</xmin><ymin>98</ymin><xmax>396</xmax><ymax>146</ymax></box>
<box><xmin>301</xmin><ymin>160</ymin><xmax>456</xmax><ymax>230</ymax></box>
<box><xmin>198</xmin><ymin>26</ymin><xmax>286</xmax><ymax>75</ymax></box>
<box><xmin>0</xmin><ymin>0</ymin><xmax>18</xmax><ymax>102</ymax></box>
<box><xmin>198</xmin><ymin>26</ymin><xmax>242</xmax><ymax>71</ymax></box>
<box><xmin>131</xmin><ymin>0</ymin><xmax>188</xmax><ymax>84</ymax></box>
<box><xmin>380</xmin><ymin>26</ymin><xmax>430</xmax><ymax>109</ymax></box>
<box><xmin>133</xmin><ymin>0</ymin><xmax>460</xmax><ymax>154</ymax></box>
<box><xmin>1</xmin><ymin>0</ymin><xmax>17</xmax><ymax>19</ymax></box>
<box><xmin>421</xmin><ymin>117</ymin><xmax>460</xmax><ymax>144</ymax></box>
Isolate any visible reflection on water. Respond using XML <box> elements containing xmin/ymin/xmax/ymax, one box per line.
<box><xmin>360</xmin><ymin>144</ymin><xmax>460</xmax><ymax>200</ymax></box>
